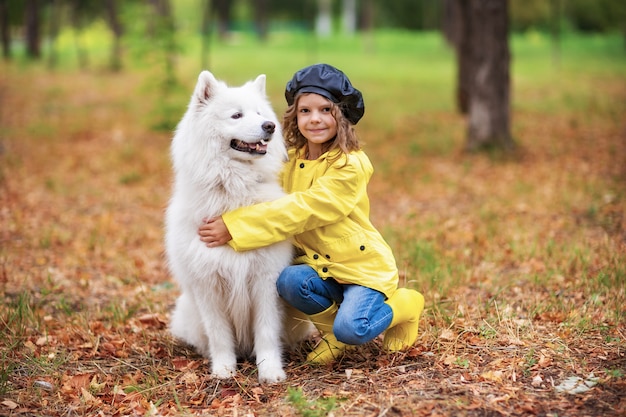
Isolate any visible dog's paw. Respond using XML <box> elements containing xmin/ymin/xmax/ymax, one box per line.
<box><xmin>211</xmin><ymin>363</ymin><xmax>237</xmax><ymax>380</ymax></box>
<box><xmin>258</xmin><ymin>364</ymin><xmax>286</xmax><ymax>384</ymax></box>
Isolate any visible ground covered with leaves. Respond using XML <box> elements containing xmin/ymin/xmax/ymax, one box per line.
<box><xmin>1</xmin><ymin>61</ymin><xmax>625</xmax><ymax>417</ymax></box>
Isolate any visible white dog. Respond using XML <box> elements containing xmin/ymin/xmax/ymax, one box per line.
<box><xmin>166</xmin><ymin>71</ymin><xmax>311</xmax><ymax>383</ymax></box>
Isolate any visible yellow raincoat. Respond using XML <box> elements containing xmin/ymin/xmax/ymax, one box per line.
<box><xmin>223</xmin><ymin>147</ymin><xmax>399</xmax><ymax>298</ymax></box>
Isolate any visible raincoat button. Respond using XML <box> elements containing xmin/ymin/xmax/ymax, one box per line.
<box><xmin>359</xmin><ymin>245</ymin><xmax>365</xmax><ymax>251</ymax></box>
<box><xmin>313</xmin><ymin>254</ymin><xmax>319</xmax><ymax>259</ymax></box>
<box><xmin>322</xmin><ymin>267</ymin><xmax>328</xmax><ymax>273</ymax></box>
<box><xmin>299</xmin><ymin>162</ymin><xmax>305</xmax><ymax>168</ymax></box>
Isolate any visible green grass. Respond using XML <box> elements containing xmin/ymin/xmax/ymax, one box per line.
<box><xmin>0</xmin><ymin>293</ymin><xmax>43</xmax><ymax>394</ymax></box>
<box><xmin>286</xmin><ymin>386</ymin><xmax>338</xmax><ymax>417</ymax></box>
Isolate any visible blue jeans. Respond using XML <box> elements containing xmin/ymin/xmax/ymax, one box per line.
<box><xmin>276</xmin><ymin>264</ymin><xmax>393</xmax><ymax>345</ymax></box>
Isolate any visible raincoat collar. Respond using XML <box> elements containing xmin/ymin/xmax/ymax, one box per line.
<box><xmin>294</xmin><ymin>146</ymin><xmax>343</xmax><ymax>163</ymax></box>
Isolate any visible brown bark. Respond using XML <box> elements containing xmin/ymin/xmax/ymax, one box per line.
<box><xmin>253</xmin><ymin>0</ymin><xmax>269</xmax><ymax>41</ymax></box>
<box><xmin>25</xmin><ymin>0</ymin><xmax>40</xmax><ymax>59</ymax></box>
<box><xmin>443</xmin><ymin>0</ymin><xmax>471</xmax><ymax>114</ymax></box>
<box><xmin>0</xmin><ymin>0</ymin><xmax>9</xmax><ymax>59</ymax></box>
<box><xmin>465</xmin><ymin>0</ymin><xmax>514</xmax><ymax>151</ymax></box>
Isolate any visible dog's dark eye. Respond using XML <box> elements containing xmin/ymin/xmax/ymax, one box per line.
<box><xmin>231</xmin><ymin>112</ymin><xmax>243</xmax><ymax>119</ymax></box>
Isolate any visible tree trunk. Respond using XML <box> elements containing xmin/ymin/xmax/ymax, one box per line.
<box><xmin>105</xmin><ymin>0</ymin><xmax>123</xmax><ymax>71</ymax></box>
<box><xmin>213</xmin><ymin>0</ymin><xmax>232</xmax><ymax>40</ymax></box>
<box><xmin>0</xmin><ymin>0</ymin><xmax>10</xmax><ymax>59</ymax></box>
<box><xmin>25</xmin><ymin>0</ymin><xmax>40</xmax><ymax>59</ymax></box>
<box><xmin>443</xmin><ymin>0</ymin><xmax>471</xmax><ymax>114</ymax></box>
<box><xmin>252</xmin><ymin>0</ymin><xmax>269</xmax><ymax>41</ymax></box>
<box><xmin>361</xmin><ymin>0</ymin><xmax>375</xmax><ymax>53</ymax></box>
<box><xmin>465</xmin><ymin>0</ymin><xmax>514</xmax><ymax>151</ymax></box>
<box><xmin>70</xmin><ymin>0</ymin><xmax>89</xmax><ymax>69</ymax></box>
<box><xmin>149</xmin><ymin>0</ymin><xmax>176</xmax><ymax>88</ymax></box>
<box><xmin>316</xmin><ymin>0</ymin><xmax>332</xmax><ymax>37</ymax></box>
<box><xmin>342</xmin><ymin>0</ymin><xmax>356</xmax><ymax>35</ymax></box>
<box><xmin>47</xmin><ymin>0</ymin><xmax>61</xmax><ymax>69</ymax></box>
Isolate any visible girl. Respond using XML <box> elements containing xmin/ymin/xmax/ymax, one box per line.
<box><xmin>199</xmin><ymin>63</ymin><xmax>425</xmax><ymax>364</ymax></box>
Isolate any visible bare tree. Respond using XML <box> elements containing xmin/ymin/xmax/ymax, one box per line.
<box><xmin>104</xmin><ymin>0</ymin><xmax>123</xmax><ymax>71</ymax></box>
<box><xmin>213</xmin><ymin>0</ymin><xmax>232</xmax><ymax>40</ymax></box>
<box><xmin>25</xmin><ymin>0</ymin><xmax>40</xmax><ymax>58</ymax></box>
<box><xmin>252</xmin><ymin>0</ymin><xmax>269</xmax><ymax>41</ymax></box>
<box><xmin>361</xmin><ymin>0</ymin><xmax>375</xmax><ymax>52</ymax></box>
<box><xmin>443</xmin><ymin>0</ymin><xmax>470</xmax><ymax>114</ymax></box>
<box><xmin>46</xmin><ymin>0</ymin><xmax>61</xmax><ymax>68</ymax></box>
<box><xmin>445</xmin><ymin>0</ymin><xmax>514</xmax><ymax>151</ymax></box>
<box><xmin>465</xmin><ymin>0</ymin><xmax>513</xmax><ymax>151</ymax></box>
<box><xmin>69</xmin><ymin>0</ymin><xmax>89</xmax><ymax>69</ymax></box>
<box><xmin>149</xmin><ymin>0</ymin><xmax>176</xmax><ymax>87</ymax></box>
<box><xmin>0</xmin><ymin>0</ymin><xmax>9</xmax><ymax>59</ymax></box>
<box><xmin>316</xmin><ymin>0</ymin><xmax>332</xmax><ymax>37</ymax></box>
<box><xmin>342</xmin><ymin>0</ymin><xmax>356</xmax><ymax>35</ymax></box>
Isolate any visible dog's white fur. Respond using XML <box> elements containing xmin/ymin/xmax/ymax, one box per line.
<box><xmin>166</xmin><ymin>71</ymin><xmax>311</xmax><ymax>383</ymax></box>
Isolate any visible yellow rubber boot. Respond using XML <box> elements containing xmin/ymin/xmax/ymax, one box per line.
<box><xmin>306</xmin><ymin>303</ymin><xmax>348</xmax><ymax>364</ymax></box>
<box><xmin>382</xmin><ymin>288</ymin><xmax>425</xmax><ymax>352</ymax></box>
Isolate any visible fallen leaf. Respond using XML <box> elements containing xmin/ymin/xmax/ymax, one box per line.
<box><xmin>440</xmin><ymin>329</ymin><xmax>456</xmax><ymax>341</ymax></box>
<box><xmin>136</xmin><ymin>313</ymin><xmax>167</xmax><ymax>328</ymax></box>
<box><xmin>63</xmin><ymin>373</ymin><xmax>93</xmax><ymax>392</ymax></box>
<box><xmin>443</xmin><ymin>355</ymin><xmax>456</xmax><ymax>366</ymax></box>
<box><xmin>36</xmin><ymin>336</ymin><xmax>49</xmax><ymax>346</ymax></box>
<box><xmin>1</xmin><ymin>400</ymin><xmax>18</xmax><ymax>410</ymax></box>
<box><xmin>180</xmin><ymin>371</ymin><xmax>199</xmax><ymax>385</ymax></box>
<box><xmin>80</xmin><ymin>387</ymin><xmax>97</xmax><ymax>404</ymax></box>
<box><xmin>481</xmin><ymin>370</ymin><xmax>503</xmax><ymax>383</ymax></box>
<box><xmin>172</xmin><ymin>358</ymin><xmax>199</xmax><ymax>370</ymax></box>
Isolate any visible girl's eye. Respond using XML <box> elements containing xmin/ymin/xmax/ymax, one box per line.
<box><xmin>299</xmin><ymin>108</ymin><xmax>309</xmax><ymax>113</ymax></box>
<box><xmin>231</xmin><ymin>112</ymin><xmax>243</xmax><ymax>119</ymax></box>
<box><xmin>322</xmin><ymin>107</ymin><xmax>331</xmax><ymax>112</ymax></box>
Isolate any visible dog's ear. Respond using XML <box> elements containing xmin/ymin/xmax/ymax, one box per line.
<box><xmin>194</xmin><ymin>71</ymin><xmax>219</xmax><ymax>104</ymax></box>
<box><xmin>252</xmin><ymin>74</ymin><xmax>267</xmax><ymax>96</ymax></box>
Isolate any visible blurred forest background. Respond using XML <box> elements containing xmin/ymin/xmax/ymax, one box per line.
<box><xmin>2</xmin><ymin>0</ymin><xmax>625</xmax><ymax>147</ymax></box>
<box><xmin>3</xmin><ymin>0</ymin><xmax>626</xmax><ymax>62</ymax></box>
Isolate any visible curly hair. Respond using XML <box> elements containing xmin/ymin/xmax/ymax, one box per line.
<box><xmin>283</xmin><ymin>94</ymin><xmax>361</xmax><ymax>164</ymax></box>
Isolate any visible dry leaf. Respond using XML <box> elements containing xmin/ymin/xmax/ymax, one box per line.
<box><xmin>1</xmin><ymin>400</ymin><xmax>18</xmax><ymax>410</ymax></box>
<box><xmin>443</xmin><ymin>355</ymin><xmax>457</xmax><ymax>366</ymax></box>
<box><xmin>440</xmin><ymin>329</ymin><xmax>456</xmax><ymax>341</ymax></box>
<box><xmin>80</xmin><ymin>387</ymin><xmax>97</xmax><ymax>404</ymax></box>
<box><xmin>481</xmin><ymin>370</ymin><xmax>504</xmax><ymax>383</ymax></box>
<box><xmin>180</xmin><ymin>371</ymin><xmax>199</xmax><ymax>385</ymax></box>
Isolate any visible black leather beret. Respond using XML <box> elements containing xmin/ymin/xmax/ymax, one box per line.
<box><xmin>285</xmin><ymin>63</ymin><xmax>365</xmax><ymax>125</ymax></box>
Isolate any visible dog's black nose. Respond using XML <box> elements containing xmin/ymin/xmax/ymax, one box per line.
<box><xmin>262</xmin><ymin>121</ymin><xmax>275</xmax><ymax>134</ymax></box>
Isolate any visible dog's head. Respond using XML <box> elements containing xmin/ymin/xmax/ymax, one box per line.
<box><xmin>186</xmin><ymin>71</ymin><xmax>285</xmax><ymax>162</ymax></box>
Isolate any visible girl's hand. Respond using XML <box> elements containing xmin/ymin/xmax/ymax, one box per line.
<box><xmin>198</xmin><ymin>217</ymin><xmax>232</xmax><ymax>247</ymax></box>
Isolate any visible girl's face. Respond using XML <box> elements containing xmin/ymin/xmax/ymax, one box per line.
<box><xmin>296</xmin><ymin>93</ymin><xmax>338</xmax><ymax>147</ymax></box>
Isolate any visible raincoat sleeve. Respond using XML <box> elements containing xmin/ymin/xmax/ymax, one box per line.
<box><xmin>222</xmin><ymin>156</ymin><xmax>366</xmax><ymax>252</ymax></box>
